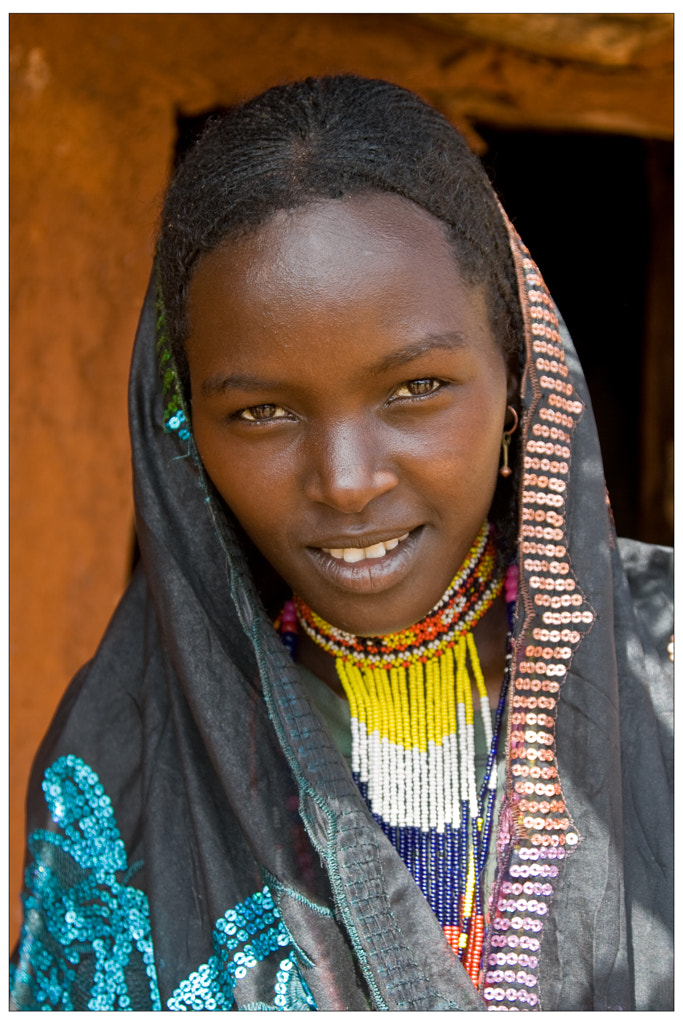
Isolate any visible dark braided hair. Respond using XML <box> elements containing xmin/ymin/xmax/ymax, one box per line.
<box><xmin>157</xmin><ymin>74</ymin><xmax>523</xmax><ymax>561</ymax></box>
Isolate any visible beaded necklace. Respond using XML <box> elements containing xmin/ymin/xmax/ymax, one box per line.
<box><xmin>279</xmin><ymin>522</ymin><xmax>516</xmax><ymax>988</ymax></box>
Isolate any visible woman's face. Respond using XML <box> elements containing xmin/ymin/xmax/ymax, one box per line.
<box><xmin>185</xmin><ymin>193</ymin><xmax>513</xmax><ymax>636</ymax></box>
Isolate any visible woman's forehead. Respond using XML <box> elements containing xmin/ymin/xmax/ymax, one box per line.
<box><xmin>184</xmin><ymin>194</ymin><xmax>505</xmax><ymax>391</ymax></box>
<box><xmin>188</xmin><ymin>194</ymin><xmax>464</xmax><ymax>325</ymax></box>
<box><xmin>202</xmin><ymin>193</ymin><xmax>453</xmax><ymax>278</ymax></box>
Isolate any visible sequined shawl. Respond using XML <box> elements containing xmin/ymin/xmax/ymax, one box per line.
<box><xmin>10</xmin><ymin>224</ymin><xmax>673</xmax><ymax>1011</ymax></box>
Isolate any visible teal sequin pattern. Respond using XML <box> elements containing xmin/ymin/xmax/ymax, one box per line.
<box><xmin>166</xmin><ymin>886</ymin><xmax>316</xmax><ymax>1011</ymax></box>
<box><xmin>10</xmin><ymin>755</ymin><xmax>161</xmax><ymax>1011</ymax></box>
<box><xmin>155</xmin><ymin>282</ymin><xmax>191</xmax><ymax>441</ymax></box>
<box><xmin>11</xmin><ymin>756</ymin><xmax>316</xmax><ymax>1011</ymax></box>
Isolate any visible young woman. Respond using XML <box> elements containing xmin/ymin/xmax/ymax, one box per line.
<box><xmin>11</xmin><ymin>76</ymin><xmax>673</xmax><ymax>1012</ymax></box>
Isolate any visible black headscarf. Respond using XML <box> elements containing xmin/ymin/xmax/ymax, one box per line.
<box><xmin>11</xmin><ymin>215</ymin><xmax>672</xmax><ymax>1011</ymax></box>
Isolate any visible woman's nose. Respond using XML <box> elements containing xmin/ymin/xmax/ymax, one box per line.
<box><xmin>303</xmin><ymin>421</ymin><xmax>399</xmax><ymax>513</ymax></box>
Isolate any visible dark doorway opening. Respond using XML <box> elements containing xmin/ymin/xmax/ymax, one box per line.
<box><xmin>476</xmin><ymin>127</ymin><xmax>673</xmax><ymax>545</ymax></box>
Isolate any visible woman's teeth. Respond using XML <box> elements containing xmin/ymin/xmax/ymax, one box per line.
<box><xmin>323</xmin><ymin>533</ymin><xmax>409</xmax><ymax>563</ymax></box>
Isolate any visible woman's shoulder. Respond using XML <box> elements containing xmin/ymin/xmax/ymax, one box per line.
<box><xmin>617</xmin><ymin>535</ymin><xmax>673</xmax><ymax>579</ymax></box>
<box><xmin>616</xmin><ymin>536</ymin><xmax>673</xmax><ymax>654</ymax></box>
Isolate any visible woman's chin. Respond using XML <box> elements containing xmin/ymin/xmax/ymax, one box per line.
<box><xmin>298</xmin><ymin>528</ymin><xmax>459</xmax><ymax>637</ymax></box>
<box><xmin>304</xmin><ymin>525</ymin><xmax>424</xmax><ymax>602</ymax></box>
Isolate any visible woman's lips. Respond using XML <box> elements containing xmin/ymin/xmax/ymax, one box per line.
<box><xmin>322</xmin><ymin>532</ymin><xmax>410</xmax><ymax>563</ymax></box>
<box><xmin>306</xmin><ymin>527</ymin><xmax>423</xmax><ymax>594</ymax></box>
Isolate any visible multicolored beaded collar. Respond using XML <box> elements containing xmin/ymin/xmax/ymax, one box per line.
<box><xmin>280</xmin><ymin>522</ymin><xmax>517</xmax><ymax>988</ymax></box>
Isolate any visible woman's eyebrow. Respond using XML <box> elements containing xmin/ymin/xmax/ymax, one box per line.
<box><xmin>369</xmin><ymin>332</ymin><xmax>467</xmax><ymax>376</ymax></box>
<box><xmin>201</xmin><ymin>371</ymin><xmax>283</xmax><ymax>397</ymax></box>
<box><xmin>200</xmin><ymin>332</ymin><xmax>468</xmax><ymax>396</ymax></box>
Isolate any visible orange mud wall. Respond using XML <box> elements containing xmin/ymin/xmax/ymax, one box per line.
<box><xmin>9</xmin><ymin>13</ymin><xmax>673</xmax><ymax>947</ymax></box>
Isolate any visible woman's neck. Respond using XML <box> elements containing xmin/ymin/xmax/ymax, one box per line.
<box><xmin>297</xmin><ymin>588</ymin><xmax>509</xmax><ymax>710</ymax></box>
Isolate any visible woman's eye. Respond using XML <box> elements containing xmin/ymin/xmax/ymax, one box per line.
<box><xmin>236</xmin><ymin>403</ymin><xmax>289</xmax><ymax>422</ymax></box>
<box><xmin>391</xmin><ymin>378</ymin><xmax>444</xmax><ymax>400</ymax></box>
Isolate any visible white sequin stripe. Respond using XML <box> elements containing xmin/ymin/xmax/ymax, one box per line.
<box><xmin>368</xmin><ymin>726</ymin><xmax>382</xmax><ymax>815</ymax></box>
<box><xmin>479</xmin><ymin>695</ymin><xmax>498</xmax><ymax>791</ymax></box>
<box><xmin>442</xmin><ymin>731</ymin><xmax>461</xmax><ymax>827</ymax></box>
<box><xmin>467</xmin><ymin>722</ymin><xmax>478</xmax><ymax>810</ymax></box>
<box><xmin>350</xmin><ymin>717</ymin><xmax>362</xmax><ymax>779</ymax></box>
<box><xmin>395</xmin><ymin>741</ymin><xmax>408</xmax><ymax>829</ymax></box>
